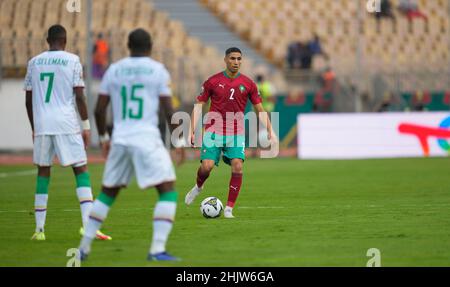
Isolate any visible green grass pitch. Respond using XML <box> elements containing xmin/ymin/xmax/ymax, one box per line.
<box><xmin>1</xmin><ymin>158</ymin><xmax>450</xmax><ymax>267</ymax></box>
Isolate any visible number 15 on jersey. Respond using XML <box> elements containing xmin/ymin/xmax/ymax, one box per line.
<box><xmin>121</xmin><ymin>84</ymin><xmax>144</xmax><ymax>120</ymax></box>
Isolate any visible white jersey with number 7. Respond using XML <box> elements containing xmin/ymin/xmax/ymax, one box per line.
<box><xmin>24</xmin><ymin>50</ymin><xmax>85</xmax><ymax>136</ymax></box>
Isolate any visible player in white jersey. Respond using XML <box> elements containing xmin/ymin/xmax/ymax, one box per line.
<box><xmin>25</xmin><ymin>25</ymin><xmax>110</xmax><ymax>241</ymax></box>
<box><xmin>78</xmin><ymin>28</ymin><xmax>183</xmax><ymax>262</ymax></box>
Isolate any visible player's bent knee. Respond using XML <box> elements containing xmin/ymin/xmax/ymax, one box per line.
<box><xmin>72</xmin><ymin>164</ymin><xmax>87</xmax><ymax>175</ymax></box>
<box><xmin>201</xmin><ymin>161</ymin><xmax>215</xmax><ymax>173</ymax></box>
<box><xmin>156</xmin><ymin>181</ymin><xmax>175</xmax><ymax>193</ymax></box>
<box><xmin>231</xmin><ymin>159</ymin><xmax>243</xmax><ymax>173</ymax></box>
<box><xmin>102</xmin><ymin>186</ymin><xmax>121</xmax><ymax>198</ymax></box>
<box><xmin>232</xmin><ymin>166</ymin><xmax>243</xmax><ymax>174</ymax></box>
<box><xmin>37</xmin><ymin>166</ymin><xmax>51</xmax><ymax>177</ymax></box>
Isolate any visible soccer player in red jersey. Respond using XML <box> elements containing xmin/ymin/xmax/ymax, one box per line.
<box><xmin>185</xmin><ymin>47</ymin><xmax>276</xmax><ymax>218</ymax></box>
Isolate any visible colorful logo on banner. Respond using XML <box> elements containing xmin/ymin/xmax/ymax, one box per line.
<box><xmin>398</xmin><ymin>116</ymin><xmax>450</xmax><ymax>156</ymax></box>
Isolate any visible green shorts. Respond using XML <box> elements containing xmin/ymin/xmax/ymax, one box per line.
<box><xmin>200</xmin><ymin>132</ymin><xmax>245</xmax><ymax>166</ymax></box>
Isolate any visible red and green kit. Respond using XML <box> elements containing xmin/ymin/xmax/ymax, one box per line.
<box><xmin>197</xmin><ymin>71</ymin><xmax>262</xmax><ymax>166</ymax></box>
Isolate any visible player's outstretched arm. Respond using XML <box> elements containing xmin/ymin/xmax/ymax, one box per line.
<box><xmin>75</xmin><ymin>87</ymin><xmax>91</xmax><ymax>149</ymax></box>
<box><xmin>160</xmin><ymin>96</ymin><xmax>185</xmax><ymax>165</ymax></box>
<box><xmin>94</xmin><ymin>95</ymin><xmax>111</xmax><ymax>158</ymax></box>
<box><xmin>190</xmin><ymin>100</ymin><xmax>206</xmax><ymax>147</ymax></box>
<box><xmin>25</xmin><ymin>91</ymin><xmax>34</xmax><ymax>140</ymax></box>
<box><xmin>253</xmin><ymin>103</ymin><xmax>277</xmax><ymax>141</ymax></box>
<box><xmin>160</xmin><ymin>96</ymin><xmax>178</xmax><ymax>134</ymax></box>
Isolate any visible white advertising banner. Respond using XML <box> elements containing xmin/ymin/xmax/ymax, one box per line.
<box><xmin>297</xmin><ymin>112</ymin><xmax>450</xmax><ymax>159</ymax></box>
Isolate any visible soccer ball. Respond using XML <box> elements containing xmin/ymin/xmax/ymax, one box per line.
<box><xmin>200</xmin><ymin>197</ymin><xmax>223</xmax><ymax>218</ymax></box>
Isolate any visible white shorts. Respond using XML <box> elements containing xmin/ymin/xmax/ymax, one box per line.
<box><xmin>102</xmin><ymin>139</ymin><xmax>176</xmax><ymax>189</ymax></box>
<box><xmin>33</xmin><ymin>134</ymin><xmax>87</xmax><ymax>167</ymax></box>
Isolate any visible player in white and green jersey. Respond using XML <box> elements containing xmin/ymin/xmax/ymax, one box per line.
<box><xmin>78</xmin><ymin>28</ymin><xmax>183</xmax><ymax>261</ymax></box>
<box><xmin>25</xmin><ymin>25</ymin><xmax>110</xmax><ymax>241</ymax></box>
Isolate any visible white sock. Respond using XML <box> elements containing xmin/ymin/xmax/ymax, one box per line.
<box><xmin>150</xmin><ymin>201</ymin><xmax>177</xmax><ymax>255</ymax></box>
<box><xmin>76</xmin><ymin>187</ymin><xmax>93</xmax><ymax>228</ymax></box>
<box><xmin>35</xmin><ymin>194</ymin><xmax>48</xmax><ymax>232</ymax></box>
<box><xmin>79</xmin><ymin>200</ymin><xmax>110</xmax><ymax>253</ymax></box>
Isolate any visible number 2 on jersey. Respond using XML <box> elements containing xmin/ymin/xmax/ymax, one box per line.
<box><xmin>121</xmin><ymin>84</ymin><xmax>144</xmax><ymax>120</ymax></box>
<box><xmin>229</xmin><ymin>88</ymin><xmax>235</xmax><ymax>100</ymax></box>
<box><xmin>40</xmin><ymin>73</ymin><xmax>54</xmax><ymax>103</ymax></box>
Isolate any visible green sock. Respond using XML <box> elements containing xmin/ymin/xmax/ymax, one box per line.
<box><xmin>159</xmin><ymin>190</ymin><xmax>178</xmax><ymax>202</ymax></box>
<box><xmin>35</xmin><ymin>176</ymin><xmax>50</xmax><ymax>232</ymax></box>
<box><xmin>151</xmin><ymin>190</ymin><xmax>178</xmax><ymax>254</ymax></box>
<box><xmin>75</xmin><ymin>172</ymin><xmax>91</xmax><ymax>188</ymax></box>
<box><xmin>97</xmin><ymin>192</ymin><xmax>116</xmax><ymax>207</ymax></box>
<box><xmin>36</xmin><ymin>176</ymin><xmax>50</xmax><ymax>194</ymax></box>
<box><xmin>75</xmin><ymin>172</ymin><xmax>93</xmax><ymax>228</ymax></box>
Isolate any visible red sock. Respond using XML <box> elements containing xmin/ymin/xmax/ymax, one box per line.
<box><xmin>196</xmin><ymin>168</ymin><xmax>210</xmax><ymax>188</ymax></box>
<box><xmin>227</xmin><ymin>173</ymin><xmax>243</xmax><ymax>208</ymax></box>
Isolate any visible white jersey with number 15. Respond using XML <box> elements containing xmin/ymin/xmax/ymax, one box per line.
<box><xmin>99</xmin><ymin>57</ymin><xmax>172</xmax><ymax>146</ymax></box>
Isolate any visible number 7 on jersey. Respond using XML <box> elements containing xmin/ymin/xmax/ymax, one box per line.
<box><xmin>40</xmin><ymin>72</ymin><xmax>55</xmax><ymax>103</ymax></box>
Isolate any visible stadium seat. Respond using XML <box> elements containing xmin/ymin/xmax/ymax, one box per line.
<box><xmin>0</xmin><ymin>0</ymin><xmax>233</xmax><ymax>103</ymax></box>
<box><xmin>201</xmin><ymin>0</ymin><xmax>449</xmax><ymax>78</ymax></box>
<box><xmin>1</xmin><ymin>0</ymin><xmax>447</xmax><ymax>103</ymax></box>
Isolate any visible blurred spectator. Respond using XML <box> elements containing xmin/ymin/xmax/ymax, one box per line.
<box><xmin>256</xmin><ymin>74</ymin><xmax>275</xmax><ymax>113</ymax></box>
<box><xmin>308</xmin><ymin>34</ymin><xmax>328</xmax><ymax>60</ymax></box>
<box><xmin>299</xmin><ymin>42</ymin><xmax>313</xmax><ymax>70</ymax></box>
<box><xmin>312</xmin><ymin>67</ymin><xmax>335</xmax><ymax>112</ymax></box>
<box><xmin>288</xmin><ymin>36</ymin><xmax>328</xmax><ymax>70</ymax></box>
<box><xmin>374</xmin><ymin>0</ymin><xmax>397</xmax><ymax>32</ymax></box>
<box><xmin>319</xmin><ymin>67</ymin><xmax>336</xmax><ymax>92</ymax></box>
<box><xmin>93</xmin><ymin>33</ymin><xmax>110</xmax><ymax>79</ymax></box>
<box><xmin>398</xmin><ymin>0</ymin><xmax>428</xmax><ymax>23</ymax></box>
<box><xmin>287</xmin><ymin>41</ymin><xmax>313</xmax><ymax>70</ymax></box>
<box><xmin>287</xmin><ymin>41</ymin><xmax>301</xmax><ymax>69</ymax></box>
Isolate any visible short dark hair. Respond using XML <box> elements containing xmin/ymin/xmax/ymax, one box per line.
<box><xmin>128</xmin><ymin>28</ymin><xmax>152</xmax><ymax>53</ymax></box>
<box><xmin>225</xmin><ymin>47</ymin><xmax>242</xmax><ymax>56</ymax></box>
<box><xmin>47</xmin><ymin>25</ymin><xmax>67</xmax><ymax>42</ymax></box>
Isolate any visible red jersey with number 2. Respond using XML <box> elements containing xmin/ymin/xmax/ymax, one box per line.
<box><xmin>197</xmin><ymin>71</ymin><xmax>262</xmax><ymax>136</ymax></box>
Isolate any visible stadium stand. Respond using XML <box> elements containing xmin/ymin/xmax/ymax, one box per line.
<box><xmin>202</xmin><ymin>0</ymin><xmax>448</xmax><ymax>74</ymax></box>
<box><xmin>0</xmin><ymin>0</ymin><xmax>448</xmax><ymax>112</ymax></box>
<box><xmin>0</xmin><ymin>0</ymin><xmax>231</xmax><ymax>104</ymax></box>
<box><xmin>201</xmin><ymin>0</ymin><xmax>449</xmax><ymax>112</ymax></box>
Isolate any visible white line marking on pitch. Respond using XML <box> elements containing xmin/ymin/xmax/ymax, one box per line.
<box><xmin>0</xmin><ymin>169</ymin><xmax>36</xmax><ymax>178</ymax></box>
